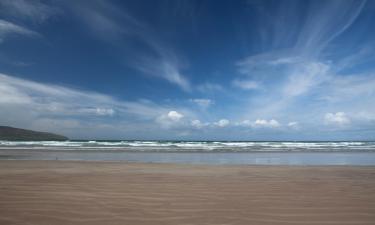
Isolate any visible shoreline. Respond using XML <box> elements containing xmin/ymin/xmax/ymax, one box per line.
<box><xmin>3</xmin><ymin>147</ymin><xmax>375</xmax><ymax>152</ymax></box>
<box><xmin>2</xmin><ymin>149</ymin><xmax>375</xmax><ymax>165</ymax></box>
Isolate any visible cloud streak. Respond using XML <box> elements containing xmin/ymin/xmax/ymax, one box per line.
<box><xmin>233</xmin><ymin>0</ymin><xmax>374</xmax><ymax>132</ymax></box>
<box><xmin>0</xmin><ymin>19</ymin><xmax>39</xmax><ymax>43</ymax></box>
<box><xmin>66</xmin><ymin>0</ymin><xmax>191</xmax><ymax>91</ymax></box>
<box><xmin>0</xmin><ymin>0</ymin><xmax>58</xmax><ymax>23</ymax></box>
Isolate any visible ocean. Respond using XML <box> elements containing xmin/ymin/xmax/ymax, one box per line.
<box><xmin>1</xmin><ymin>141</ymin><xmax>375</xmax><ymax>165</ymax></box>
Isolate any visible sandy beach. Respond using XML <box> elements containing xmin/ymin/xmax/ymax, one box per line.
<box><xmin>0</xmin><ymin>161</ymin><xmax>375</xmax><ymax>225</ymax></box>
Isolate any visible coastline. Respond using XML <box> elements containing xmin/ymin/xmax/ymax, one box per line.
<box><xmin>2</xmin><ymin>148</ymin><xmax>375</xmax><ymax>165</ymax></box>
<box><xmin>1</xmin><ymin>160</ymin><xmax>375</xmax><ymax>225</ymax></box>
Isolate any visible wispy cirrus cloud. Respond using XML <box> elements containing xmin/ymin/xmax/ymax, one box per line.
<box><xmin>134</xmin><ymin>53</ymin><xmax>191</xmax><ymax>92</ymax></box>
<box><xmin>0</xmin><ymin>0</ymin><xmax>59</xmax><ymax>23</ymax></box>
<box><xmin>1</xmin><ymin>0</ymin><xmax>374</xmax><ymax>140</ymax></box>
<box><xmin>233</xmin><ymin>0</ymin><xmax>374</xmax><ymax>133</ymax></box>
<box><xmin>65</xmin><ymin>0</ymin><xmax>191</xmax><ymax>91</ymax></box>
<box><xmin>0</xmin><ymin>19</ymin><xmax>39</xmax><ymax>43</ymax></box>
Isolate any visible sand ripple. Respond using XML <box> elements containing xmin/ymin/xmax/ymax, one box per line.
<box><xmin>1</xmin><ymin>161</ymin><xmax>375</xmax><ymax>225</ymax></box>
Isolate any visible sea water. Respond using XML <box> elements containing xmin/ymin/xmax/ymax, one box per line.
<box><xmin>1</xmin><ymin>141</ymin><xmax>375</xmax><ymax>165</ymax></box>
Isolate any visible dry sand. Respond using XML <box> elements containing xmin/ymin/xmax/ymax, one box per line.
<box><xmin>0</xmin><ymin>160</ymin><xmax>375</xmax><ymax>225</ymax></box>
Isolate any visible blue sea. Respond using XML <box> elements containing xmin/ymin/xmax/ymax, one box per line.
<box><xmin>1</xmin><ymin>140</ymin><xmax>375</xmax><ymax>165</ymax></box>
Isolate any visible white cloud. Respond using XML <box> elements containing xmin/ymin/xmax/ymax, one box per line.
<box><xmin>191</xmin><ymin>119</ymin><xmax>209</xmax><ymax>129</ymax></box>
<box><xmin>167</xmin><ymin>111</ymin><xmax>184</xmax><ymax>122</ymax></box>
<box><xmin>287</xmin><ymin>121</ymin><xmax>299</xmax><ymax>129</ymax></box>
<box><xmin>190</xmin><ymin>98</ymin><xmax>213</xmax><ymax>108</ymax></box>
<box><xmin>0</xmin><ymin>19</ymin><xmax>39</xmax><ymax>43</ymax></box>
<box><xmin>191</xmin><ymin>119</ymin><xmax>202</xmax><ymax>128</ymax></box>
<box><xmin>214</xmin><ymin>119</ymin><xmax>230</xmax><ymax>127</ymax></box>
<box><xmin>155</xmin><ymin>110</ymin><xmax>186</xmax><ymax>128</ymax></box>
<box><xmin>253</xmin><ymin>119</ymin><xmax>280</xmax><ymax>128</ymax></box>
<box><xmin>232</xmin><ymin>79</ymin><xmax>260</xmax><ymax>90</ymax></box>
<box><xmin>324</xmin><ymin>112</ymin><xmax>350</xmax><ymax>126</ymax></box>
<box><xmin>236</xmin><ymin>119</ymin><xmax>281</xmax><ymax>129</ymax></box>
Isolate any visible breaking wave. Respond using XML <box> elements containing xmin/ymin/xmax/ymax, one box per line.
<box><xmin>0</xmin><ymin>141</ymin><xmax>374</xmax><ymax>152</ymax></box>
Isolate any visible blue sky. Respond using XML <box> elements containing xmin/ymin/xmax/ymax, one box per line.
<box><xmin>0</xmin><ymin>0</ymin><xmax>375</xmax><ymax>140</ymax></box>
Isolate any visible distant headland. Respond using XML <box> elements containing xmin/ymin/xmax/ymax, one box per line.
<box><xmin>0</xmin><ymin>126</ymin><xmax>68</xmax><ymax>141</ymax></box>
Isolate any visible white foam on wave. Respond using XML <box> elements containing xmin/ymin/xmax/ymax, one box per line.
<box><xmin>0</xmin><ymin>140</ymin><xmax>374</xmax><ymax>152</ymax></box>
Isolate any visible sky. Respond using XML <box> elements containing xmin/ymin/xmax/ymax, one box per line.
<box><xmin>0</xmin><ymin>0</ymin><xmax>375</xmax><ymax>140</ymax></box>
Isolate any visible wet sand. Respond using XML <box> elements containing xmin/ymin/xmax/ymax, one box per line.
<box><xmin>1</xmin><ymin>160</ymin><xmax>375</xmax><ymax>225</ymax></box>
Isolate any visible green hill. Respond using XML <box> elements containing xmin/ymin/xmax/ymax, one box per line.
<box><xmin>0</xmin><ymin>126</ymin><xmax>68</xmax><ymax>141</ymax></box>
